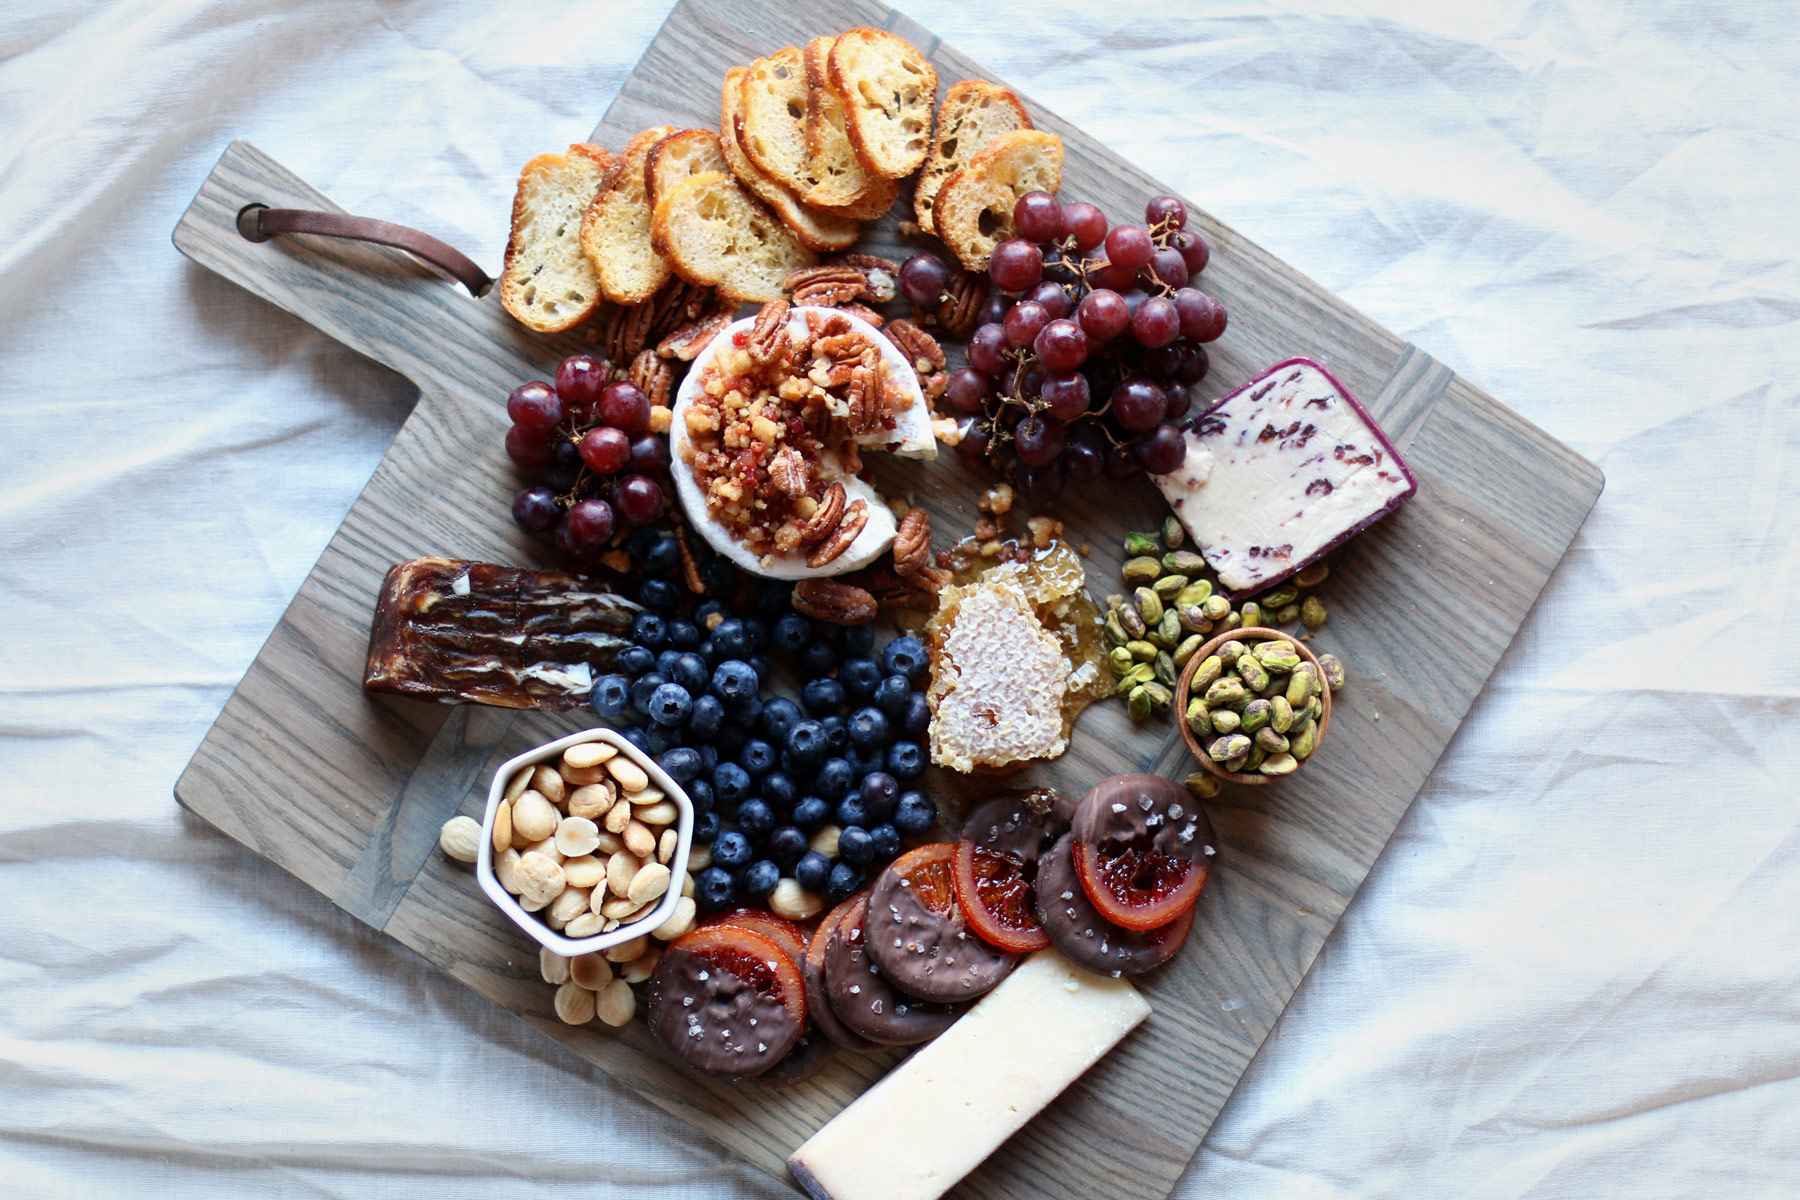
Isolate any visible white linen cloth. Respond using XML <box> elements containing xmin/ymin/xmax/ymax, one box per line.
<box><xmin>2</xmin><ymin>1</ymin><xmax>1796</xmax><ymax>1196</ymax></box>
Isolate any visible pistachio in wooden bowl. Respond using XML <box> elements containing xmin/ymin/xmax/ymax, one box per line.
<box><xmin>1174</xmin><ymin>627</ymin><xmax>1336</xmax><ymax>785</ymax></box>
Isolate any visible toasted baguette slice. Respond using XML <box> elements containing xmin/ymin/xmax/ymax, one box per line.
<box><xmin>645</xmin><ymin>129</ymin><xmax>730</xmax><ymax>213</ymax></box>
<box><xmin>800</xmin><ymin>36</ymin><xmax>878</xmax><ymax>210</ymax></box>
<box><xmin>934</xmin><ymin>130</ymin><xmax>1064</xmax><ymax>271</ymax></box>
<box><xmin>915</xmin><ymin>80</ymin><xmax>1032</xmax><ymax>235</ymax></box>
<box><xmin>809</xmin><ymin>167</ymin><xmax>900</xmax><ymax>223</ymax></box>
<box><xmin>739</xmin><ymin>48</ymin><xmax>816</xmax><ymax>197</ymax></box>
<box><xmin>579</xmin><ymin>125</ymin><xmax>677</xmax><ymax>305</ymax></box>
<box><xmin>827</xmin><ymin>27</ymin><xmax>938</xmax><ymax>180</ymax></box>
<box><xmin>720</xmin><ymin>66</ymin><xmax>859</xmax><ymax>253</ymax></box>
<box><xmin>653</xmin><ymin>171</ymin><xmax>816</xmax><ymax>304</ymax></box>
<box><xmin>499</xmin><ymin>143</ymin><xmax>613</xmax><ymax>333</ymax></box>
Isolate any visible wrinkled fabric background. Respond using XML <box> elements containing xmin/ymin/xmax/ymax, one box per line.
<box><xmin>3</xmin><ymin>0</ymin><xmax>1797</xmax><ymax>1196</ymax></box>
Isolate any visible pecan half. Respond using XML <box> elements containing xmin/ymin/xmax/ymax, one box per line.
<box><xmin>672</xmin><ymin>526</ymin><xmax>705</xmax><ymax>594</ymax></box>
<box><xmin>838</xmin><ymin>301</ymin><xmax>885</xmax><ymax>328</ymax></box>
<box><xmin>935</xmin><ymin>271</ymin><xmax>989</xmax><ymax>339</ymax></box>
<box><xmin>884</xmin><ymin>319</ymin><xmax>946</xmax><ymax>375</ymax></box>
<box><xmin>798</xmin><ymin>482</ymin><xmax>846</xmax><ymax>545</ymax></box>
<box><xmin>791</xmin><ymin>578</ymin><xmax>877</xmax><ymax>625</ymax></box>
<box><xmin>657</xmin><ymin>307</ymin><xmax>734</xmax><ymax>361</ymax></box>
<box><xmin>832</xmin><ymin>254</ymin><xmax>899</xmax><ymax>303</ymax></box>
<box><xmin>892</xmin><ymin>507</ymin><xmax>933</xmax><ymax>577</ymax></box>
<box><xmin>786</xmin><ymin>265</ymin><xmax>867</xmax><ymax>307</ymax></box>
<box><xmin>628</xmin><ymin>348</ymin><xmax>675</xmax><ymax>408</ymax></box>
<box><xmin>807</xmin><ymin>498</ymin><xmax>869</xmax><ymax>568</ymax></box>
<box><xmin>748</xmin><ymin>300</ymin><xmax>790</xmax><ymax>369</ymax></box>
<box><xmin>768</xmin><ymin>445</ymin><xmax>813</xmax><ymax>498</ymax></box>
<box><xmin>846</xmin><ymin>361</ymin><xmax>885</xmax><ymax>437</ymax></box>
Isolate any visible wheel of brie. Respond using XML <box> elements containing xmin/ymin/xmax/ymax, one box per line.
<box><xmin>669</xmin><ymin>305</ymin><xmax>937</xmax><ymax>579</ymax></box>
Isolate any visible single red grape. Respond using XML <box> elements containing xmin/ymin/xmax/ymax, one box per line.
<box><xmin>1042</xmin><ymin>249</ymin><xmax>1079</xmax><ymax>287</ymax></box>
<box><xmin>613</xmin><ymin>475</ymin><xmax>664</xmax><ymax>526</ymax></box>
<box><xmin>1102</xmin><ymin>439</ymin><xmax>1139</xmax><ymax>480</ymax></box>
<box><xmin>1013</xmin><ymin>190</ymin><xmax>1065</xmax><ymax>243</ymax></box>
<box><xmin>899</xmin><ymin>253</ymin><xmax>951</xmax><ymax>305</ymax></box>
<box><xmin>544</xmin><ymin>439</ymin><xmax>582</xmax><ymax>490</ymax></box>
<box><xmin>1162</xmin><ymin>384</ymin><xmax>1192</xmax><ymax>422</ymax></box>
<box><xmin>1041</xmin><ymin>371</ymin><xmax>1091</xmax><ymax>420</ymax></box>
<box><xmin>989</xmin><ymin>238</ymin><xmax>1044</xmax><ymax>292</ymax></box>
<box><xmin>1034</xmin><ymin>319</ymin><xmax>1089</xmax><ymax>373</ymax></box>
<box><xmin>1111</xmin><ymin>379</ymin><xmax>1167</xmax><ymax>431</ymax></box>
<box><xmin>1024</xmin><ymin>281</ymin><xmax>1072</xmax><ymax>319</ymax></box>
<box><xmin>1132</xmin><ymin>297</ymin><xmax>1181</xmax><ymax>348</ymax></box>
<box><xmin>976</xmin><ymin>293</ymin><xmax>1013</xmax><ymax>328</ymax></box>
<box><xmin>968</xmin><ymin>323</ymin><xmax>1010</xmax><ymax>374</ymax></box>
<box><xmin>1134</xmin><ymin>423</ymin><xmax>1187</xmax><ymax>474</ymax></box>
<box><xmin>945</xmin><ymin>367</ymin><xmax>993</xmax><ymax>415</ymax></box>
<box><xmin>556</xmin><ymin>356</ymin><xmax>607</xmax><ymax>417</ymax></box>
<box><xmin>1062</xmin><ymin>202</ymin><xmax>1108</xmax><ymax>252</ymax></box>
<box><xmin>578</xmin><ymin>426</ymin><xmax>631</xmax><ymax>474</ymax></box>
<box><xmin>1013</xmin><ymin>456</ymin><xmax>1066</xmax><ymax>507</ymax></box>
<box><xmin>505</xmin><ymin>423</ymin><xmax>555</xmax><ymax>469</ymax></box>
<box><xmin>1178</xmin><ymin>343</ymin><xmax>1210</xmax><ymax>385</ymax></box>
<box><xmin>1147</xmin><ymin>247</ymin><xmax>1189</xmax><ymax>290</ymax></box>
<box><xmin>1087</xmin><ymin>256</ymin><xmax>1137</xmax><ymax>294</ymax></box>
<box><xmin>955</xmin><ymin>417</ymin><xmax>993</xmax><ymax>468</ymax></box>
<box><xmin>1018</xmin><ymin>363</ymin><xmax>1046</xmax><ymax>401</ymax></box>
<box><xmin>1171</xmin><ymin>230</ymin><xmax>1210</xmax><ymax>275</ymax></box>
<box><xmin>1145</xmin><ymin>194</ymin><xmax>1187</xmax><ymax>232</ymax></box>
<box><xmin>564</xmin><ymin>497</ymin><xmax>617</xmax><ymax>549</ymax></box>
<box><xmin>1121</xmin><ymin>288</ymin><xmax>1150</xmax><ymax>317</ymax></box>
<box><xmin>1003</xmin><ymin>301</ymin><xmax>1051</xmax><ymax>348</ymax></box>
<box><xmin>599</xmin><ymin>381</ymin><xmax>651</xmax><ymax>433</ymax></box>
<box><xmin>507</xmin><ymin>381</ymin><xmax>563</xmax><ymax>432</ymax></box>
<box><xmin>512</xmin><ymin>485</ymin><xmax>561</xmax><ymax>533</ymax></box>
<box><xmin>628</xmin><ymin>433</ymin><xmax>670</xmax><ymax>476</ymax></box>
<box><xmin>1013</xmin><ymin>414</ymin><xmax>1068</xmax><ymax>467</ymax></box>
<box><xmin>554</xmin><ymin>520</ymin><xmax>587</xmax><ymax>561</ymax></box>
<box><xmin>1144</xmin><ymin>344</ymin><xmax>1184</xmax><ymax>380</ymax></box>
<box><xmin>1104</xmin><ymin>224</ymin><xmax>1154</xmax><ymax>271</ymax></box>
<box><xmin>1064</xmin><ymin>436</ymin><xmax>1104</xmax><ymax>482</ymax></box>
<box><xmin>1077</xmin><ymin>289</ymin><xmax>1130</xmax><ymax>341</ymax></box>
<box><xmin>1173</xmin><ymin>289</ymin><xmax>1228</xmax><ymax>342</ymax></box>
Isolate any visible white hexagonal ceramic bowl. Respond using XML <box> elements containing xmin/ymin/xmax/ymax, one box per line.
<box><xmin>476</xmin><ymin>726</ymin><xmax>692</xmax><ymax>956</ymax></box>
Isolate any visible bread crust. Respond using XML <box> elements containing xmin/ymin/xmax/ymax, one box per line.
<box><xmin>580</xmin><ymin>125</ymin><xmax>678</xmax><ymax>305</ymax></box>
<box><xmin>828</xmin><ymin>27</ymin><xmax>938</xmax><ymax>180</ymax></box>
<box><xmin>914</xmin><ymin>79</ymin><xmax>1031</xmax><ymax>235</ymax></box>
<box><xmin>651</xmin><ymin>170</ymin><xmax>816</xmax><ymax>304</ymax></box>
<box><xmin>499</xmin><ymin>143</ymin><xmax>612</xmax><ymax>333</ymax></box>
<box><xmin>800</xmin><ymin>36</ymin><xmax>877</xmax><ymax>211</ymax></box>
<box><xmin>645</xmin><ymin>128</ymin><xmax>728</xmax><ymax>212</ymax></box>
<box><xmin>739</xmin><ymin>48</ymin><xmax>815</xmax><ymax>196</ymax></box>
<box><xmin>933</xmin><ymin>130</ymin><xmax>1064</xmax><ymax>271</ymax></box>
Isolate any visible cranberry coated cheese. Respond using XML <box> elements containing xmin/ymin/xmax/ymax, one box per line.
<box><xmin>1154</xmin><ymin>358</ymin><xmax>1417</xmax><ymax>595</ymax></box>
<box><xmin>786</xmin><ymin>949</ymin><xmax>1149</xmax><ymax>1200</ymax></box>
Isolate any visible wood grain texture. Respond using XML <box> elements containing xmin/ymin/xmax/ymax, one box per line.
<box><xmin>172</xmin><ymin>2</ymin><xmax>1603</xmax><ymax>1198</ymax></box>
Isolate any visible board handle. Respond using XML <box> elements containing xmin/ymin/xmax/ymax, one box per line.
<box><xmin>173</xmin><ymin>140</ymin><xmax>503</xmax><ymax>393</ymax></box>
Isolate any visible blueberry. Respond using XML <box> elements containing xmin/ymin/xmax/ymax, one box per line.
<box><xmin>886</xmin><ymin>741</ymin><xmax>926</xmax><ymax>781</ymax></box>
<box><xmin>784</xmin><ymin>720</ymin><xmax>828</xmax><ymax>766</ymax></box>
<box><xmin>693</xmin><ymin>809</ymin><xmax>721</xmax><ymax>844</ymax></box>
<box><xmin>670</xmin><ymin>652</ymin><xmax>709</xmax><ymax>695</ymax></box>
<box><xmin>838</xmin><ymin>656</ymin><xmax>882</xmax><ymax>699</ymax></box>
<box><xmin>644</xmin><ymin>535</ymin><xmax>681</xmax><ymax>576</ymax></box>
<box><xmin>847</xmin><ymin>706</ymin><xmax>890</xmax><ymax>749</ymax></box>
<box><xmin>756</xmin><ymin>580</ymin><xmax>794</xmax><ymax>618</ymax></box>
<box><xmin>881</xmin><ymin>635</ymin><xmax>929</xmax><ymax>682</ymax></box>
<box><xmin>649</xmin><ymin>682</ymin><xmax>692</xmax><ymax>727</ymax></box>
<box><xmin>894</xmin><ymin>790</ymin><xmax>937</xmax><ymax>834</ymax></box>
<box><xmin>772</xmin><ymin>613</ymin><xmax>813</xmax><ymax>653</ymax></box>
<box><xmin>838</xmin><ymin>825</ymin><xmax>874</xmax><ymax>865</ymax></box>
<box><xmin>761</xmin><ymin>770</ymin><xmax>798</xmax><ymax>810</ymax></box>
<box><xmin>874</xmin><ymin>674</ymin><xmax>913</xmax><ymax>717</ymax></box>
<box><xmin>837</xmin><ymin>624</ymin><xmax>876</xmax><ymax>655</ymax></box>
<box><xmin>792</xmin><ymin>796</ymin><xmax>831</xmax><ymax>832</ymax></box>
<box><xmin>714</xmin><ymin>722</ymin><xmax>746</xmax><ymax>759</ymax></box>
<box><xmin>815</xmin><ymin>756</ymin><xmax>855</xmax><ymax>799</ymax></box>
<box><xmin>643</xmin><ymin>725</ymin><xmax>678</xmax><ymax>755</ymax></box>
<box><xmin>794</xmin><ymin>850</ymin><xmax>831</xmax><ymax>891</ymax></box>
<box><xmin>655</xmin><ymin>648</ymin><xmax>683</xmax><ymax>678</ymax></box>
<box><xmin>696</xmin><ymin>637</ymin><xmax>718</xmax><ymax>665</ymax></box>
<box><xmin>700</xmin><ymin>556</ymin><xmax>736</xmax><ymax>593</ymax></box>
<box><xmin>630</xmin><ymin>672</ymin><xmax>668</xmax><ymax>716</ymax></box>
<box><xmin>659</xmin><ymin>746</ymin><xmax>702</xmax><ymax>783</ymax></box>
<box><xmin>712</xmin><ymin>761</ymin><xmax>752</xmax><ymax>806</ymax></box>
<box><xmin>712</xmin><ymin>618</ymin><xmax>754</xmax><ymax>659</ymax></box>
<box><xmin>695</xmin><ymin>598</ymin><xmax>730</xmax><ymax>626</ymax></box>
<box><xmin>742</xmin><ymin>617</ymin><xmax>769</xmax><ymax>651</ymax></box>
<box><xmin>667</xmin><ymin>618</ymin><xmax>701</xmax><ymax>650</ymax></box>
<box><xmin>802</xmin><ymin>677</ymin><xmax>845</xmax><ymax>715</ymax></box>
<box><xmin>825</xmin><ymin>861</ymin><xmax>865</xmax><ymax>902</ymax></box>
<box><xmin>768</xmin><ymin>826</ymin><xmax>808</xmax><ymax>870</ymax></box>
<box><xmin>589</xmin><ymin>673</ymin><xmax>630</xmax><ymax>718</ymax></box>
<box><xmin>899</xmin><ymin>691</ymin><xmax>931</xmax><ymax>738</ymax></box>
<box><xmin>748</xmin><ymin>653</ymin><xmax>773</xmax><ymax>685</ymax></box>
<box><xmin>741</xmin><ymin>859</ymin><xmax>780</xmax><ymax>899</ymax></box>
<box><xmin>617</xmin><ymin>645</ymin><xmax>656</xmax><ymax>677</ymax></box>
<box><xmin>859</xmin><ymin>771</ymin><xmax>899</xmax><ymax>818</ymax></box>
<box><xmin>760</xmin><ymin>696</ymin><xmax>802</xmax><ymax>742</ymax></box>
<box><xmin>695</xmin><ymin>865</ymin><xmax>736</xmax><ymax>911</ymax></box>
<box><xmin>713</xmin><ymin>831</ymin><xmax>754</xmax><ymax>871</ymax></box>
<box><xmin>736</xmin><ymin>798</ymin><xmax>775</xmax><ymax>840</ymax></box>
<box><xmin>686</xmin><ymin>693</ymin><xmax>723</xmax><ymax>740</ymax></box>
<box><xmin>819</xmin><ymin>714</ymin><xmax>850</xmax><ymax>754</ymax></box>
<box><xmin>626</xmin><ymin>526</ymin><xmax>661</xmax><ymax>563</ymax></box>
<box><xmin>868</xmin><ymin>823</ymin><xmax>901</xmax><ymax>860</ymax></box>
<box><xmin>799</xmin><ymin>639</ymin><xmax>839</xmax><ymax>676</ymax></box>
<box><xmin>688</xmin><ymin>777</ymin><xmax>715</xmax><ymax>814</ymax></box>
<box><xmin>710</xmin><ymin>659</ymin><xmax>759</xmax><ymax>705</ymax></box>
<box><xmin>737</xmin><ymin>740</ymin><xmax>775</xmax><ymax>779</ymax></box>
<box><xmin>835</xmin><ymin>796</ymin><xmax>871</xmax><ymax>829</ymax></box>
<box><xmin>847</xmin><ymin>745</ymin><xmax>886</xmax><ymax>777</ymax></box>
<box><xmin>638</xmin><ymin>578</ymin><xmax>680</xmax><ymax>612</ymax></box>
<box><xmin>619</xmin><ymin>725</ymin><xmax>651</xmax><ymax>751</ymax></box>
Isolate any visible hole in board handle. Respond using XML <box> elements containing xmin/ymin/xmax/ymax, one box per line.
<box><xmin>236</xmin><ymin>203</ymin><xmax>271</xmax><ymax>243</ymax></box>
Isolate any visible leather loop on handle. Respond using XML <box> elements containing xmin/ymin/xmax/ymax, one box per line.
<box><xmin>239</xmin><ymin>205</ymin><xmax>492</xmax><ymax>297</ymax></box>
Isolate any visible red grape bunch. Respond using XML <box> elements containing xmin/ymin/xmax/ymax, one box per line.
<box><xmin>902</xmin><ymin>191</ymin><xmax>1227</xmax><ymax>506</ymax></box>
<box><xmin>505</xmin><ymin>354</ymin><xmax>671</xmax><ymax>561</ymax></box>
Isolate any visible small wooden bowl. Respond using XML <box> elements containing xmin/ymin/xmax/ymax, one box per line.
<box><xmin>1174</xmin><ymin>626</ymin><xmax>1334</xmax><ymax>786</ymax></box>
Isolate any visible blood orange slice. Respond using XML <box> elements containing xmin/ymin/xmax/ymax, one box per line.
<box><xmin>865</xmin><ymin>843</ymin><xmax>1017</xmax><ymax>1000</ymax></box>
<box><xmin>646</xmin><ymin>925</ymin><xmax>807</xmax><ymax>1078</ymax></box>
<box><xmin>951</xmin><ymin>788</ymin><xmax>1074</xmax><ymax>953</ymax></box>
<box><xmin>702</xmin><ymin>907</ymin><xmax>810</xmax><ymax>968</ymax></box>
<box><xmin>1037</xmin><ymin>833</ymin><xmax>1194</xmax><ymax>976</ymax></box>
<box><xmin>1070</xmin><ymin>773</ymin><xmax>1215</xmax><ymax>931</ymax></box>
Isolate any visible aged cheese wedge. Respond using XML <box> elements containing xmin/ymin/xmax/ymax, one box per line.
<box><xmin>787</xmin><ymin>949</ymin><xmax>1150</xmax><ymax>1200</ymax></box>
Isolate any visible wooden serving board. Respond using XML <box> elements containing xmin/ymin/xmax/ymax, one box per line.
<box><xmin>172</xmin><ymin>2</ymin><xmax>1602</xmax><ymax>1196</ymax></box>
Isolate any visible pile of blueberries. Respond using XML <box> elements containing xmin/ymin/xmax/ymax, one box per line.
<box><xmin>593</xmin><ymin>529</ymin><xmax>939</xmax><ymax>912</ymax></box>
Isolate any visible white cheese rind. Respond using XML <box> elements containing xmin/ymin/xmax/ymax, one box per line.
<box><xmin>1153</xmin><ymin>359</ymin><xmax>1416</xmax><ymax>594</ymax></box>
<box><xmin>787</xmin><ymin>949</ymin><xmax>1150</xmax><ymax>1200</ymax></box>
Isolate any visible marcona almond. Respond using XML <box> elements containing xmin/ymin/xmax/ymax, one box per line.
<box><xmin>809</xmin><ymin>824</ymin><xmax>842</xmax><ymax>859</ymax></box>
<box><xmin>438</xmin><ymin>816</ymin><xmax>481</xmax><ymax>863</ymax></box>
<box><xmin>492</xmin><ymin>798</ymin><xmax>513</xmax><ymax>853</ymax></box>
<box><xmin>503</xmin><ymin>767</ymin><xmax>532</xmax><ymax>805</ymax></box>
<box><xmin>600</xmin><ymin>895</ymin><xmax>649</xmax><ymax>921</ymax></box>
<box><xmin>531</xmin><ymin>764</ymin><xmax>566</xmax><ymax>805</ymax></box>
<box><xmin>604</xmin><ymin>934</ymin><xmax>649</xmax><ymax>964</ymax></box>
<box><xmin>562</xmin><ymin>741</ymin><xmax>617</xmax><ymax>770</ymax></box>
<box><xmin>555</xmin><ymin>816</ymin><xmax>601</xmax><ymax>858</ymax></box>
<box><xmin>512</xmin><ymin>791</ymin><xmax>559</xmax><ymax>842</ymax></box>
<box><xmin>519</xmin><ymin>890</ymin><xmax>551</xmax><ymax>913</ymax></box>
<box><xmin>652</xmin><ymin>895</ymin><xmax>698</xmax><ymax>941</ymax></box>
<box><xmin>681</xmin><ymin>871</ymin><xmax>695</xmax><ymax>899</ymax></box>
<box><xmin>628</xmin><ymin>784</ymin><xmax>666</xmax><ymax>807</ymax></box>
<box><xmin>627</xmin><ymin>862</ymin><xmax>671</xmax><ymax>905</ymax></box>
<box><xmin>564</xmin><ymin>912</ymin><xmax>603</xmax><ymax>938</ymax></box>
<box><xmin>767</xmin><ymin>878</ymin><xmax>825</xmax><ymax>921</ymax></box>
<box><xmin>570</xmin><ymin>952</ymin><xmax>611</xmax><ymax>990</ymax></box>
<box><xmin>540</xmin><ymin>948</ymin><xmax>571</xmax><ymax>985</ymax></box>
<box><xmin>494</xmin><ymin>847</ymin><xmax>524</xmax><ymax>894</ymax></box>
<box><xmin>594</xmin><ymin>831</ymin><xmax>625</xmax><ymax>857</ymax></box>
<box><xmin>595</xmin><ymin>979</ymin><xmax>635</xmax><ymax>1027</ymax></box>
<box><xmin>545</xmin><ymin>886</ymin><xmax>591</xmax><ymax>930</ymax></box>
<box><xmin>515</xmin><ymin>851</ymin><xmax>566</xmax><ymax>906</ymax></box>
<box><xmin>560</xmin><ymin>763</ymin><xmax>609</xmax><ymax>786</ymax></box>
<box><xmin>562</xmin><ymin>854</ymin><xmax>605</xmax><ymax>890</ymax></box>
<box><xmin>688</xmin><ymin>844</ymin><xmax>713</xmax><ymax>872</ymax></box>
<box><xmin>520</xmin><ymin>836</ymin><xmax>564</xmax><ymax>864</ymax></box>
<box><xmin>554</xmin><ymin>981</ymin><xmax>596</xmax><ymax>1026</ymax></box>
<box><xmin>604</xmin><ymin>801</ymin><xmax>634</xmax><ymax>835</ymax></box>
<box><xmin>623</xmin><ymin>819</ymin><xmax>657</xmax><ymax>859</ymax></box>
<box><xmin>606</xmin><ymin>850</ymin><xmax>640</xmax><ymax>899</ymax></box>
<box><xmin>658</xmin><ymin>828</ymin><xmax>677</xmax><ymax>864</ymax></box>
<box><xmin>566</xmin><ymin>783</ymin><xmax>613</xmax><ymax>820</ymax></box>
<box><xmin>620</xmin><ymin>946</ymin><xmax>662</xmax><ymax>984</ymax></box>
<box><xmin>601</xmin><ymin>918</ymin><xmax>620</xmax><ymax>933</ymax></box>
<box><xmin>635</xmin><ymin>799</ymin><xmax>680</xmax><ymax>827</ymax></box>
<box><xmin>606</xmin><ymin>757</ymin><xmax>649</xmax><ymax>793</ymax></box>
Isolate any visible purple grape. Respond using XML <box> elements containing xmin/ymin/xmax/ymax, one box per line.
<box><xmin>1111</xmin><ymin>379</ymin><xmax>1167</xmax><ymax>431</ymax></box>
<box><xmin>1147</xmin><ymin>247</ymin><xmax>1189</xmax><ymax>290</ymax></box>
<box><xmin>969</xmin><ymin>323</ymin><xmax>1010</xmax><ymax>374</ymax></box>
<box><xmin>945</xmin><ymin>367</ymin><xmax>993</xmax><ymax>415</ymax></box>
<box><xmin>1041</xmin><ymin>371</ymin><xmax>1091</xmax><ymax>421</ymax></box>
<box><xmin>1013</xmin><ymin>415</ymin><xmax>1068</xmax><ymax>467</ymax></box>
<box><xmin>976</xmin><ymin>293</ymin><xmax>1013</xmax><ymax>328</ymax></box>
<box><xmin>899</xmin><ymin>253</ymin><xmax>951</xmax><ymax>305</ymax></box>
<box><xmin>628</xmin><ymin>433</ymin><xmax>670</xmax><ymax>476</ymax></box>
<box><xmin>1013</xmin><ymin>190</ymin><xmax>1065</xmax><ymax>242</ymax></box>
<box><xmin>1024</xmin><ymin>281</ymin><xmax>1072</xmax><ymax>319</ymax></box>
<box><xmin>507</xmin><ymin>381</ymin><xmax>563</xmax><ymax>432</ymax></box>
<box><xmin>505</xmin><ymin>424</ymin><xmax>555</xmax><ymax>469</ymax></box>
<box><xmin>1171</xmin><ymin>230</ymin><xmax>1210</xmax><ymax>275</ymax></box>
<box><xmin>955</xmin><ymin>417</ymin><xmax>992</xmax><ymax>467</ymax></box>
<box><xmin>1104</xmin><ymin>224</ymin><xmax>1154</xmax><ymax>271</ymax></box>
<box><xmin>1145</xmin><ymin>194</ymin><xmax>1187</xmax><ymax>231</ymax></box>
<box><xmin>1162</xmin><ymin>384</ymin><xmax>1192</xmax><ymax>422</ymax></box>
<box><xmin>564</xmin><ymin>497</ymin><xmax>616</xmax><ymax>549</ymax></box>
<box><xmin>1003</xmin><ymin>301</ymin><xmax>1051</xmax><ymax>348</ymax></box>
<box><xmin>1134</xmin><ymin>424</ymin><xmax>1186</xmax><ymax>474</ymax></box>
<box><xmin>1063</xmin><ymin>202</ymin><xmax>1107</xmax><ymax>252</ymax></box>
<box><xmin>1132</xmin><ymin>297</ymin><xmax>1180</xmax><ymax>348</ymax></box>
<box><xmin>1174</xmin><ymin>288</ymin><xmax>1228</xmax><ymax>342</ymax></box>
<box><xmin>555</xmin><ymin>357</ymin><xmax>607</xmax><ymax>419</ymax></box>
<box><xmin>1064</xmin><ymin>437</ymin><xmax>1105</xmax><ymax>482</ymax></box>
<box><xmin>614</xmin><ymin>475</ymin><xmax>664</xmax><ymax>525</ymax></box>
<box><xmin>1177</xmin><ymin>342</ymin><xmax>1211</xmax><ymax>385</ymax></box>
<box><xmin>1013</xmin><ymin>456</ymin><xmax>1066</xmax><ymax>507</ymax></box>
<box><xmin>512</xmin><ymin>486</ymin><xmax>561</xmax><ymax>532</ymax></box>
<box><xmin>989</xmin><ymin>238</ymin><xmax>1044</xmax><ymax>292</ymax></box>
<box><xmin>1077</xmin><ymin>289</ymin><xmax>1130</xmax><ymax>342</ymax></box>
<box><xmin>1034</xmin><ymin>319</ymin><xmax>1089</xmax><ymax>372</ymax></box>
